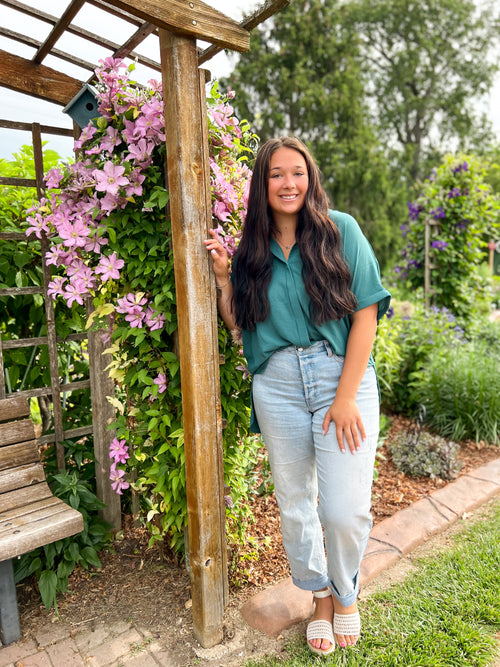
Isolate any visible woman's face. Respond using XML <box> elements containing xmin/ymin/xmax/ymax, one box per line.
<box><xmin>267</xmin><ymin>146</ymin><xmax>309</xmax><ymax>220</ymax></box>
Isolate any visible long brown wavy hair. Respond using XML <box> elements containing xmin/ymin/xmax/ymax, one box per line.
<box><xmin>233</xmin><ymin>137</ymin><xmax>357</xmax><ymax>330</ymax></box>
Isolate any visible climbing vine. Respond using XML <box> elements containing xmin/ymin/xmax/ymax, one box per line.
<box><xmin>26</xmin><ymin>58</ymin><xmax>260</xmax><ymax>555</ymax></box>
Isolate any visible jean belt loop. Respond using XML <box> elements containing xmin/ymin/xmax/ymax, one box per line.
<box><xmin>324</xmin><ymin>340</ymin><xmax>333</xmax><ymax>357</ymax></box>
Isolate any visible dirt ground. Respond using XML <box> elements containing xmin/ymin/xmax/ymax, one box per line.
<box><xmin>14</xmin><ymin>417</ymin><xmax>500</xmax><ymax>665</ymax></box>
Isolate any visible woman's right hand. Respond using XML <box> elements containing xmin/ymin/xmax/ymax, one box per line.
<box><xmin>204</xmin><ymin>229</ymin><xmax>229</xmax><ymax>284</ymax></box>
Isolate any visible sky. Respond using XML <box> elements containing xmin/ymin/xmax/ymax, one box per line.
<box><xmin>0</xmin><ymin>0</ymin><xmax>499</xmax><ymax>161</ymax></box>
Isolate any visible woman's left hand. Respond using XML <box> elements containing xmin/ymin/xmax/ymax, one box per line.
<box><xmin>322</xmin><ymin>396</ymin><xmax>366</xmax><ymax>454</ymax></box>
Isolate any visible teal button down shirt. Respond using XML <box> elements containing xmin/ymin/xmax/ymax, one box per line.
<box><xmin>236</xmin><ymin>210</ymin><xmax>391</xmax><ymax>432</ymax></box>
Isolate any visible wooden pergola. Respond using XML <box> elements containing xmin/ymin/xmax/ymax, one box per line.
<box><xmin>0</xmin><ymin>0</ymin><xmax>287</xmax><ymax>648</ymax></box>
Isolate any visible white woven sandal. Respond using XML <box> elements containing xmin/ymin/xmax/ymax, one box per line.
<box><xmin>333</xmin><ymin>611</ymin><xmax>361</xmax><ymax>644</ymax></box>
<box><xmin>306</xmin><ymin>589</ymin><xmax>335</xmax><ymax>657</ymax></box>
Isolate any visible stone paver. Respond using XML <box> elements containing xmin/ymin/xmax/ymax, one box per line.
<box><xmin>0</xmin><ymin>457</ymin><xmax>498</xmax><ymax>664</ymax></box>
<box><xmin>83</xmin><ymin>628</ymin><xmax>144</xmax><ymax>666</ymax></box>
<box><xmin>45</xmin><ymin>636</ymin><xmax>85</xmax><ymax>666</ymax></box>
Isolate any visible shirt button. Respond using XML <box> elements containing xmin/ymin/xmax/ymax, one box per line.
<box><xmin>297</xmin><ymin>347</ymin><xmax>303</xmax><ymax>352</ymax></box>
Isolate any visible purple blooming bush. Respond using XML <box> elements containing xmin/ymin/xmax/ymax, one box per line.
<box><xmin>396</xmin><ymin>154</ymin><xmax>499</xmax><ymax>319</ymax></box>
<box><xmin>26</xmin><ymin>59</ymin><xmax>260</xmax><ymax>556</ymax></box>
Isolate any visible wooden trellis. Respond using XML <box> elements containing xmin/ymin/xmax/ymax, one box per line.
<box><xmin>0</xmin><ymin>118</ymin><xmax>120</xmax><ymax>530</ymax></box>
<box><xmin>0</xmin><ymin>0</ymin><xmax>288</xmax><ymax>648</ymax></box>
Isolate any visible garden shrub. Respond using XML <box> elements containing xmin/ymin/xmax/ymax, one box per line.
<box><xmin>389</xmin><ymin>430</ymin><xmax>462</xmax><ymax>480</ymax></box>
<box><xmin>23</xmin><ymin>58</ymin><xmax>260</xmax><ymax>558</ymax></box>
<box><xmin>373</xmin><ymin>299</ymin><xmax>466</xmax><ymax>414</ymax></box>
<box><xmin>396</xmin><ymin>153</ymin><xmax>499</xmax><ymax>320</ymax></box>
<box><xmin>414</xmin><ymin>339</ymin><xmax>500</xmax><ymax>444</ymax></box>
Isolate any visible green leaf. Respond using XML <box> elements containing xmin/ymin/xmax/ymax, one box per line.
<box><xmin>38</xmin><ymin>569</ymin><xmax>58</xmax><ymax>609</ymax></box>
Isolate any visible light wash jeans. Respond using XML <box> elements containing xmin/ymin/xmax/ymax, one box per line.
<box><xmin>252</xmin><ymin>340</ymin><xmax>379</xmax><ymax>607</ymax></box>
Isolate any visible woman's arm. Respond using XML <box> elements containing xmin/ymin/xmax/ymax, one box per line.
<box><xmin>203</xmin><ymin>230</ymin><xmax>237</xmax><ymax>331</ymax></box>
<box><xmin>322</xmin><ymin>303</ymin><xmax>378</xmax><ymax>454</ymax></box>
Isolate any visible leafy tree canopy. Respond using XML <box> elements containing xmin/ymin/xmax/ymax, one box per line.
<box><xmin>221</xmin><ymin>0</ymin><xmax>406</xmax><ymax>271</ymax></box>
<box><xmin>347</xmin><ymin>0</ymin><xmax>500</xmax><ymax>180</ymax></box>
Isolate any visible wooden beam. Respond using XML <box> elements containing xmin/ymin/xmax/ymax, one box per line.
<box><xmin>32</xmin><ymin>0</ymin><xmax>86</xmax><ymax>64</ymax></box>
<box><xmin>160</xmin><ymin>30</ymin><xmax>226</xmax><ymax>648</ymax></box>
<box><xmin>199</xmin><ymin>0</ymin><xmax>290</xmax><ymax>65</ymax></box>
<box><xmin>106</xmin><ymin>0</ymin><xmax>250</xmax><ymax>52</ymax></box>
<box><xmin>0</xmin><ymin>26</ymin><xmax>97</xmax><ymax>73</ymax></box>
<box><xmin>0</xmin><ymin>49</ymin><xmax>82</xmax><ymax>106</ymax></box>
<box><xmin>113</xmin><ymin>21</ymin><xmax>157</xmax><ymax>60</ymax></box>
<box><xmin>0</xmin><ymin>0</ymin><xmax>161</xmax><ymax>72</ymax></box>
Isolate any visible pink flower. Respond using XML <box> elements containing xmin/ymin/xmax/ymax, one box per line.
<box><xmin>145</xmin><ymin>307</ymin><xmax>165</xmax><ymax>331</ymax></box>
<box><xmin>47</xmin><ymin>276</ymin><xmax>67</xmax><ymax>298</ymax></box>
<box><xmin>213</xmin><ymin>200</ymin><xmax>231</xmax><ymax>222</ymax></box>
<box><xmin>109</xmin><ymin>462</ymin><xmax>130</xmax><ymax>495</ymax></box>
<box><xmin>44</xmin><ymin>168</ymin><xmax>63</xmax><ymax>190</ymax></box>
<box><xmin>95</xmin><ymin>252</ymin><xmax>125</xmax><ymax>281</ymax></box>
<box><xmin>83</xmin><ymin>230</ymin><xmax>108</xmax><ymax>253</ymax></box>
<box><xmin>116</xmin><ymin>292</ymin><xmax>148</xmax><ymax>328</ymax></box>
<box><xmin>45</xmin><ymin>244</ymin><xmax>72</xmax><ymax>267</ymax></box>
<box><xmin>98</xmin><ymin>56</ymin><xmax>127</xmax><ymax>74</ymax></box>
<box><xmin>125</xmin><ymin>170</ymin><xmax>145</xmax><ymax>197</ymax></box>
<box><xmin>153</xmin><ymin>373</ymin><xmax>167</xmax><ymax>393</ymax></box>
<box><xmin>58</xmin><ymin>217</ymin><xmax>92</xmax><ymax>248</ymax></box>
<box><xmin>94</xmin><ymin>161</ymin><xmax>129</xmax><ymax>196</ymax></box>
<box><xmin>100</xmin><ymin>126</ymin><xmax>121</xmax><ymax>154</ymax></box>
<box><xmin>126</xmin><ymin>138</ymin><xmax>154</xmax><ymax>166</ymax></box>
<box><xmin>109</xmin><ymin>437</ymin><xmax>129</xmax><ymax>464</ymax></box>
<box><xmin>63</xmin><ymin>277</ymin><xmax>88</xmax><ymax>306</ymax></box>
<box><xmin>26</xmin><ymin>213</ymin><xmax>49</xmax><ymax>239</ymax></box>
<box><xmin>74</xmin><ymin>123</ymin><xmax>97</xmax><ymax>150</ymax></box>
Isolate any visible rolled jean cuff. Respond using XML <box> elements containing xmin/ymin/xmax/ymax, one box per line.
<box><xmin>330</xmin><ymin>571</ymin><xmax>360</xmax><ymax>608</ymax></box>
<box><xmin>292</xmin><ymin>574</ymin><xmax>331</xmax><ymax>592</ymax></box>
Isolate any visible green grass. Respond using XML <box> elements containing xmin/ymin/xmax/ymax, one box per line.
<box><xmin>245</xmin><ymin>500</ymin><xmax>500</xmax><ymax>667</ymax></box>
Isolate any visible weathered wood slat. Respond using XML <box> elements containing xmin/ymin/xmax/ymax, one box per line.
<box><xmin>0</xmin><ymin>332</ymin><xmax>87</xmax><ymax>349</ymax></box>
<box><xmin>199</xmin><ymin>0</ymin><xmax>289</xmax><ymax>65</ymax></box>
<box><xmin>0</xmin><ymin>441</ymin><xmax>39</xmax><ymax>471</ymax></box>
<box><xmin>0</xmin><ymin>176</ymin><xmax>37</xmax><ymax>187</ymax></box>
<box><xmin>0</xmin><ymin>50</ymin><xmax>82</xmax><ymax>106</ymax></box>
<box><xmin>0</xmin><ymin>119</ymin><xmax>74</xmax><ymax>136</ymax></box>
<box><xmin>0</xmin><ymin>503</ymin><xmax>83</xmax><ymax>561</ymax></box>
<box><xmin>0</xmin><ymin>26</ymin><xmax>97</xmax><ymax>73</ymax></box>
<box><xmin>0</xmin><ymin>395</ymin><xmax>30</xmax><ymax>421</ymax></box>
<box><xmin>0</xmin><ymin>481</ymin><xmax>52</xmax><ymax>513</ymax></box>
<box><xmin>106</xmin><ymin>0</ymin><xmax>250</xmax><ymax>52</ymax></box>
<box><xmin>0</xmin><ymin>462</ymin><xmax>46</xmax><ymax>495</ymax></box>
<box><xmin>0</xmin><ymin>495</ymin><xmax>64</xmax><ymax>523</ymax></box>
<box><xmin>0</xmin><ymin>420</ymin><xmax>34</xmax><ymax>447</ymax></box>
<box><xmin>0</xmin><ymin>286</ymin><xmax>44</xmax><ymax>296</ymax></box>
<box><xmin>32</xmin><ymin>0</ymin><xmax>86</xmax><ymax>65</ymax></box>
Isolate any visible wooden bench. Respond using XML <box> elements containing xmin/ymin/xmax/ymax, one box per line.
<box><xmin>0</xmin><ymin>395</ymin><xmax>84</xmax><ymax>645</ymax></box>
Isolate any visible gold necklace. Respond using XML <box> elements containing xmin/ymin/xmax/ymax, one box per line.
<box><xmin>275</xmin><ymin>236</ymin><xmax>295</xmax><ymax>250</ymax></box>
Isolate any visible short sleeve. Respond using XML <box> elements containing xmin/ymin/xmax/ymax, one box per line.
<box><xmin>330</xmin><ymin>211</ymin><xmax>391</xmax><ymax>321</ymax></box>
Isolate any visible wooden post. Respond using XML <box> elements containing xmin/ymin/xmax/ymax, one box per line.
<box><xmin>424</xmin><ymin>217</ymin><xmax>430</xmax><ymax>310</ymax></box>
<box><xmin>159</xmin><ymin>30</ymin><xmax>226</xmax><ymax>648</ymax></box>
<box><xmin>86</xmin><ymin>301</ymin><xmax>122</xmax><ymax>531</ymax></box>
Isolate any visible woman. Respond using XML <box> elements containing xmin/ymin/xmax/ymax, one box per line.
<box><xmin>204</xmin><ymin>137</ymin><xmax>391</xmax><ymax>656</ymax></box>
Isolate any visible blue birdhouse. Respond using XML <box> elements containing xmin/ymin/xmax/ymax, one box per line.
<box><xmin>63</xmin><ymin>84</ymin><xmax>100</xmax><ymax>128</ymax></box>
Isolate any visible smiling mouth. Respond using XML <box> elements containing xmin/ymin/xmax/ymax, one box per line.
<box><xmin>280</xmin><ymin>194</ymin><xmax>298</xmax><ymax>200</ymax></box>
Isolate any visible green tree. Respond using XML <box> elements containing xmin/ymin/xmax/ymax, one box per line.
<box><xmin>221</xmin><ymin>0</ymin><xmax>405</xmax><ymax>271</ymax></box>
<box><xmin>347</xmin><ymin>0</ymin><xmax>500</xmax><ymax>181</ymax></box>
